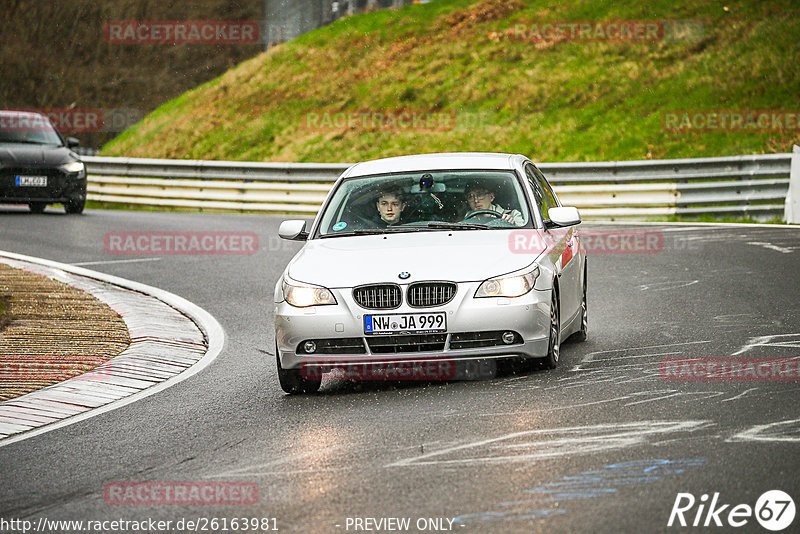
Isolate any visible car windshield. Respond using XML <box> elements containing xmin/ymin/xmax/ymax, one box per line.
<box><xmin>0</xmin><ymin>113</ymin><xmax>63</xmax><ymax>146</ymax></box>
<box><xmin>317</xmin><ymin>170</ymin><xmax>532</xmax><ymax>237</ymax></box>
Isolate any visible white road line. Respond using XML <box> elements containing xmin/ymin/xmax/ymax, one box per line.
<box><xmin>728</xmin><ymin>418</ymin><xmax>800</xmax><ymax>443</ymax></box>
<box><xmin>625</xmin><ymin>390</ymin><xmax>724</xmax><ymax>407</ymax></box>
<box><xmin>587</xmin><ymin>350</ymin><xmax>683</xmax><ymax>363</ymax></box>
<box><xmin>71</xmin><ymin>258</ymin><xmax>162</xmax><ymax>266</ymax></box>
<box><xmin>721</xmin><ymin>388</ymin><xmax>759</xmax><ymax>402</ymax></box>
<box><xmin>731</xmin><ymin>333</ymin><xmax>800</xmax><ymax>356</ymax></box>
<box><xmin>573</xmin><ymin>341</ymin><xmax>711</xmax><ymax>371</ymax></box>
<box><xmin>639</xmin><ymin>280</ymin><xmax>699</xmax><ymax>291</ymax></box>
<box><xmin>746</xmin><ymin>241</ymin><xmax>795</xmax><ymax>253</ymax></box>
<box><xmin>386</xmin><ymin>421</ymin><xmax>710</xmax><ymax>467</ymax></box>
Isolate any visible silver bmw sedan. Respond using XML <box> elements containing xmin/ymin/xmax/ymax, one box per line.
<box><xmin>274</xmin><ymin>153</ymin><xmax>587</xmax><ymax>394</ymax></box>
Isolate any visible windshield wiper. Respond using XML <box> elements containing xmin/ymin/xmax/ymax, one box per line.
<box><xmin>319</xmin><ymin>227</ymin><xmax>425</xmax><ymax>238</ymax></box>
<box><xmin>424</xmin><ymin>221</ymin><xmax>489</xmax><ymax>230</ymax></box>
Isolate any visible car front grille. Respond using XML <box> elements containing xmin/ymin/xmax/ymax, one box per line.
<box><xmin>353</xmin><ymin>284</ymin><xmax>401</xmax><ymax>309</ymax></box>
<box><xmin>407</xmin><ymin>282</ymin><xmax>456</xmax><ymax>308</ymax></box>
<box><xmin>0</xmin><ymin>168</ymin><xmax>64</xmax><ymax>199</ymax></box>
<box><xmin>366</xmin><ymin>334</ymin><xmax>447</xmax><ymax>354</ymax></box>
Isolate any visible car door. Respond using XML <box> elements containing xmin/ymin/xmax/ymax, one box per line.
<box><xmin>529</xmin><ymin>164</ymin><xmax>581</xmax><ymax>328</ymax></box>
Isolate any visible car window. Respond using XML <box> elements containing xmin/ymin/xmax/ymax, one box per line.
<box><xmin>534</xmin><ymin>165</ymin><xmax>560</xmax><ymax>209</ymax></box>
<box><xmin>528</xmin><ymin>165</ymin><xmax>559</xmax><ymax>220</ymax></box>
<box><xmin>316</xmin><ymin>170</ymin><xmax>532</xmax><ymax>236</ymax></box>
<box><xmin>525</xmin><ymin>163</ymin><xmax>551</xmax><ymax>221</ymax></box>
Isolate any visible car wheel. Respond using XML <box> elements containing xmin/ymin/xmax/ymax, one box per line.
<box><xmin>542</xmin><ymin>291</ymin><xmax>560</xmax><ymax>369</ymax></box>
<box><xmin>64</xmin><ymin>196</ymin><xmax>85</xmax><ymax>214</ymax></box>
<box><xmin>29</xmin><ymin>202</ymin><xmax>47</xmax><ymax>214</ymax></box>
<box><xmin>574</xmin><ymin>268</ymin><xmax>588</xmax><ymax>342</ymax></box>
<box><xmin>276</xmin><ymin>344</ymin><xmax>321</xmax><ymax>394</ymax></box>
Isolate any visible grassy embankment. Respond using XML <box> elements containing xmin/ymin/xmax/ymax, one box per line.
<box><xmin>100</xmin><ymin>0</ymin><xmax>800</xmax><ymax>221</ymax></box>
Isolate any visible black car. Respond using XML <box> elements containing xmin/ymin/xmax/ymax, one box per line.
<box><xmin>0</xmin><ymin>110</ymin><xmax>87</xmax><ymax>214</ymax></box>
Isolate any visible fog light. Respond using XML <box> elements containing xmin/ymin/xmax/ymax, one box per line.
<box><xmin>502</xmin><ymin>331</ymin><xmax>516</xmax><ymax>344</ymax></box>
<box><xmin>303</xmin><ymin>341</ymin><xmax>317</xmax><ymax>354</ymax></box>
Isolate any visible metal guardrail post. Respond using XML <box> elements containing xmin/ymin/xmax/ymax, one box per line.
<box><xmin>785</xmin><ymin>145</ymin><xmax>800</xmax><ymax>224</ymax></box>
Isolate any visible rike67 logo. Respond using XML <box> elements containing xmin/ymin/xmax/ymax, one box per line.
<box><xmin>668</xmin><ymin>490</ymin><xmax>795</xmax><ymax>531</ymax></box>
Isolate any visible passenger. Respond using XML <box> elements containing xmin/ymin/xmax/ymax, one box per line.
<box><xmin>375</xmin><ymin>187</ymin><xmax>406</xmax><ymax>227</ymax></box>
<box><xmin>464</xmin><ymin>183</ymin><xmax>524</xmax><ymax>226</ymax></box>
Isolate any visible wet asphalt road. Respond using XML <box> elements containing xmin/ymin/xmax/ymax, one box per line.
<box><xmin>1</xmin><ymin>207</ymin><xmax>799</xmax><ymax>534</ymax></box>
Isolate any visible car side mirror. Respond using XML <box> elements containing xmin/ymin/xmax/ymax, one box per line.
<box><xmin>279</xmin><ymin>220</ymin><xmax>308</xmax><ymax>241</ymax></box>
<box><xmin>545</xmin><ymin>207</ymin><xmax>581</xmax><ymax>228</ymax></box>
<box><xmin>66</xmin><ymin>137</ymin><xmax>80</xmax><ymax>149</ymax></box>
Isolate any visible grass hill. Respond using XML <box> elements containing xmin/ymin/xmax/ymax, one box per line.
<box><xmin>102</xmin><ymin>0</ymin><xmax>800</xmax><ymax>163</ymax></box>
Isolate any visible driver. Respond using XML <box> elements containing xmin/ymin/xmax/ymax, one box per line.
<box><xmin>375</xmin><ymin>187</ymin><xmax>406</xmax><ymax>227</ymax></box>
<box><xmin>464</xmin><ymin>183</ymin><xmax>524</xmax><ymax>226</ymax></box>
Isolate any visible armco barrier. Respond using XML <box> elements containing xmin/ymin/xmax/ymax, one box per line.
<box><xmin>84</xmin><ymin>150</ymin><xmax>798</xmax><ymax>220</ymax></box>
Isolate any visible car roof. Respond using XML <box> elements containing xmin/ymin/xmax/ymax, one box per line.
<box><xmin>344</xmin><ymin>152</ymin><xmax>528</xmax><ymax>177</ymax></box>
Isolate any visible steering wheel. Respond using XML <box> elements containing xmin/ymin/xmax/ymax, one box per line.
<box><xmin>463</xmin><ymin>210</ymin><xmax>502</xmax><ymax>220</ymax></box>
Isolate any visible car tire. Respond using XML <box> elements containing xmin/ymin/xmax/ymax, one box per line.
<box><xmin>573</xmin><ymin>267</ymin><xmax>588</xmax><ymax>342</ymax></box>
<box><xmin>64</xmin><ymin>196</ymin><xmax>85</xmax><ymax>215</ymax></box>
<box><xmin>276</xmin><ymin>344</ymin><xmax>321</xmax><ymax>394</ymax></box>
<box><xmin>542</xmin><ymin>291</ymin><xmax>560</xmax><ymax>369</ymax></box>
<box><xmin>29</xmin><ymin>202</ymin><xmax>47</xmax><ymax>214</ymax></box>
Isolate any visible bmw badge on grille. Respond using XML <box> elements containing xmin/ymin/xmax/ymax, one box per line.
<box><xmin>398</xmin><ymin>272</ymin><xmax>411</xmax><ymax>280</ymax></box>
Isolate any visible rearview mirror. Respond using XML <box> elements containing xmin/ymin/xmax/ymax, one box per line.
<box><xmin>66</xmin><ymin>137</ymin><xmax>80</xmax><ymax>149</ymax></box>
<box><xmin>410</xmin><ymin>183</ymin><xmax>446</xmax><ymax>193</ymax></box>
<box><xmin>278</xmin><ymin>220</ymin><xmax>308</xmax><ymax>241</ymax></box>
<box><xmin>546</xmin><ymin>207</ymin><xmax>581</xmax><ymax>228</ymax></box>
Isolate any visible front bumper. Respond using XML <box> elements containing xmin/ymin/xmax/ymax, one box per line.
<box><xmin>275</xmin><ymin>281</ymin><xmax>551</xmax><ymax>370</ymax></box>
<box><xmin>0</xmin><ymin>170</ymin><xmax>87</xmax><ymax>204</ymax></box>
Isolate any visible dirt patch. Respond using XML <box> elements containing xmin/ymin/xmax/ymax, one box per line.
<box><xmin>0</xmin><ymin>263</ymin><xmax>130</xmax><ymax>402</ymax></box>
<box><xmin>441</xmin><ymin>0</ymin><xmax>523</xmax><ymax>35</ymax></box>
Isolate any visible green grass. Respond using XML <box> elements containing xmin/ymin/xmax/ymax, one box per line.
<box><xmin>101</xmin><ymin>0</ymin><xmax>800</xmax><ymax>164</ymax></box>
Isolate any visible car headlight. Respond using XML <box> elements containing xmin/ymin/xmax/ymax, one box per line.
<box><xmin>282</xmin><ymin>279</ymin><xmax>337</xmax><ymax>307</ymax></box>
<box><xmin>59</xmin><ymin>161</ymin><xmax>85</xmax><ymax>175</ymax></box>
<box><xmin>475</xmin><ymin>266</ymin><xmax>539</xmax><ymax>298</ymax></box>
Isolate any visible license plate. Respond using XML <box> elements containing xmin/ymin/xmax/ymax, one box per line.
<box><xmin>16</xmin><ymin>175</ymin><xmax>48</xmax><ymax>187</ymax></box>
<box><xmin>364</xmin><ymin>312</ymin><xmax>447</xmax><ymax>335</ymax></box>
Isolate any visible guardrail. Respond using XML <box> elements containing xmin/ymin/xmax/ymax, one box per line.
<box><xmin>84</xmin><ymin>151</ymin><xmax>798</xmax><ymax>221</ymax></box>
